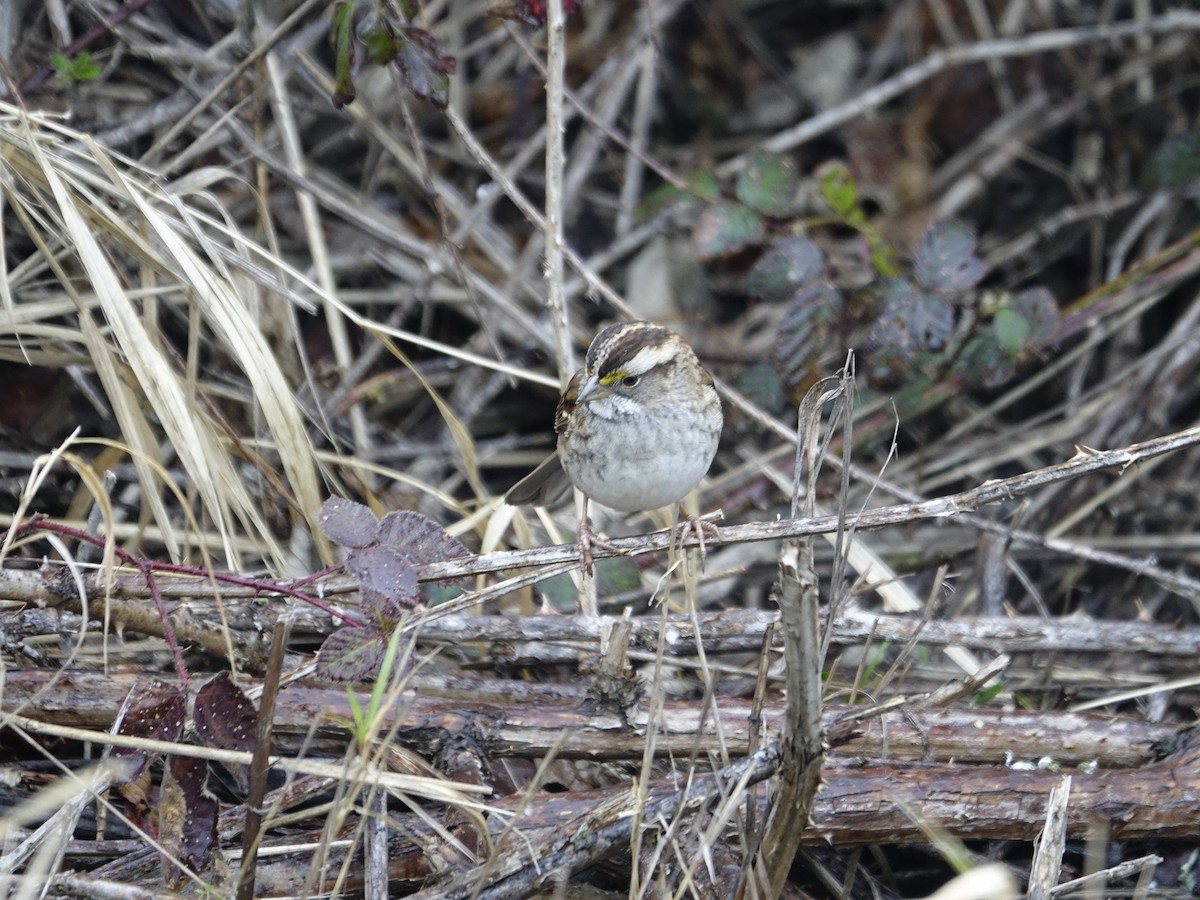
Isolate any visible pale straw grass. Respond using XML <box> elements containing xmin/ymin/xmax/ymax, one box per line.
<box><xmin>0</xmin><ymin>102</ymin><xmax>323</xmax><ymax>569</ymax></box>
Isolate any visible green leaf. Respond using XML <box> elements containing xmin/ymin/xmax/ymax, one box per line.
<box><xmin>692</xmin><ymin>201</ymin><xmax>764</xmax><ymax>260</ymax></box>
<box><xmin>1141</xmin><ymin>127</ymin><xmax>1200</xmax><ymax>189</ymax></box>
<box><xmin>363</xmin><ymin>28</ymin><xmax>394</xmax><ymax>65</ymax></box>
<box><xmin>595</xmin><ymin>556</ymin><xmax>642</xmax><ymax>597</ymax></box>
<box><xmin>331</xmin><ymin>1</ymin><xmax>357</xmax><ymax>108</ymax></box>
<box><xmin>533</xmin><ymin>556</ymin><xmax>642</xmax><ymax>612</ymax></box>
<box><xmin>346</xmin><ymin>686</ymin><xmax>366</xmax><ymax>737</ymax></box>
<box><xmin>686</xmin><ymin>170</ymin><xmax>721</xmax><ymax>203</ymax></box>
<box><xmin>364</xmin><ymin>626</ymin><xmax>409</xmax><ymax>733</ymax></box>
<box><xmin>637</xmin><ymin>170</ymin><xmax>720</xmax><ymax>221</ymax></box>
<box><xmin>868</xmin><ymin>235</ymin><xmax>900</xmax><ymax>276</ymax></box>
<box><xmin>73</xmin><ymin>51</ymin><xmax>101</xmax><ymax>81</ymax></box>
<box><xmin>733</xmin><ymin>362</ymin><xmax>786</xmax><ymax>415</ymax></box>
<box><xmin>818</xmin><ymin>162</ymin><xmax>858</xmax><ymax>218</ymax></box>
<box><xmin>1010</xmin><ymin>286</ymin><xmax>1059</xmax><ymax>346</ymax></box>
<box><xmin>50</xmin><ymin>52</ymin><xmax>72</xmax><ymax>77</ymax></box>
<box><xmin>954</xmin><ymin>332</ymin><xmax>1014</xmax><ymax>388</ymax></box>
<box><xmin>985</xmin><ymin>286</ymin><xmax>1059</xmax><ymax>365</ymax></box>
<box><xmin>970</xmin><ymin>679</ymin><xmax>1008</xmax><ymax>706</ymax></box>
<box><xmin>50</xmin><ymin>50</ymin><xmax>101</xmax><ymax>87</ymax></box>
<box><xmin>991</xmin><ymin>307</ymin><xmax>1030</xmax><ymax>357</ymax></box>
<box><xmin>638</xmin><ymin>183</ymin><xmax>688</xmax><ymax>221</ymax></box>
<box><xmin>423</xmin><ymin>582</ymin><xmax>465</xmax><ymax>606</ymax></box>
<box><xmin>735</xmin><ymin>152</ymin><xmax>799</xmax><ymax>217</ymax></box>
<box><xmin>531</xmin><ymin>572</ymin><xmax>578</xmax><ymax>612</ymax></box>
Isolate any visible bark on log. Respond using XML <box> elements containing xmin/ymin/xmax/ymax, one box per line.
<box><xmin>0</xmin><ymin>668</ymin><xmax>1174</xmax><ymax>766</ymax></box>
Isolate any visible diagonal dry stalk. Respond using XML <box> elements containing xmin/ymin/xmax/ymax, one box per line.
<box><xmin>407</xmin><ymin>421</ymin><xmax>1200</xmax><ymax>603</ymax></box>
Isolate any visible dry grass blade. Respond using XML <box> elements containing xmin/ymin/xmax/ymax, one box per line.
<box><xmin>107</xmin><ymin>159</ymin><xmax>327</xmax><ymax>559</ymax></box>
<box><xmin>921</xmin><ymin>864</ymin><xmax>1019</xmax><ymax>900</ymax></box>
<box><xmin>3</xmin><ymin>710</ymin><xmax>489</xmax><ymax>808</ymax></box>
<box><xmin>0</xmin><ymin>103</ymin><xmax>331</xmax><ymax>567</ymax></box>
<box><xmin>0</xmin><ymin>758</ymin><xmax>131</xmax><ymax>853</ymax></box>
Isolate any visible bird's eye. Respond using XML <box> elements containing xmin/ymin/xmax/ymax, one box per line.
<box><xmin>622</xmin><ymin>374</ymin><xmax>640</xmax><ymax>387</ymax></box>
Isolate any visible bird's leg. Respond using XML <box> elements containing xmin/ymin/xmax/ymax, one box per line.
<box><xmin>578</xmin><ymin>495</ymin><xmax>595</xmax><ymax>576</ymax></box>
<box><xmin>576</xmin><ymin>496</ymin><xmax>623</xmax><ymax>575</ymax></box>
<box><xmin>674</xmin><ymin>502</ymin><xmax>721</xmax><ymax>564</ymax></box>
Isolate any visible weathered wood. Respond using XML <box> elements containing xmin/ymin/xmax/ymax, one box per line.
<box><xmin>141</xmin><ymin>731</ymin><xmax>1200</xmax><ymax>894</ymax></box>
<box><xmin>0</xmin><ymin>667</ymin><xmax>1174</xmax><ymax>766</ymax></box>
<box><xmin>7</xmin><ymin>601</ymin><xmax>1200</xmax><ymax>676</ymax></box>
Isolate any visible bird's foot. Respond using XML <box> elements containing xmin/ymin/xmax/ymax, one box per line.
<box><xmin>673</xmin><ymin>505</ymin><xmax>722</xmax><ymax>564</ymax></box>
<box><xmin>577</xmin><ymin>517</ymin><xmax>622</xmax><ymax>575</ymax></box>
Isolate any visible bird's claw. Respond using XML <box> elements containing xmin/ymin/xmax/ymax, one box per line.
<box><xmin>577</xmin><ymin>517</ymin><xmax>621</xmax><ymax>575</ymax></box>
<box><xmin>674</xmin><ymin>505</ymin><xmax>721</xmax><ymax>564</ymax></box>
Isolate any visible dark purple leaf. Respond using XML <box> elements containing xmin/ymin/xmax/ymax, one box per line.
<box><xmin>113</xmin><ymin>680</ymin><xmax>185</xmax><ymax>780</ymax></box>
<box><xmin>747</xmin><ymin>237</ymin><xmax>826</xmax><ymax>300</ymax></box>
<box><xmin>316</xmin><ymin>626</ymin><xmax>388</xmax><ymax>682</ymax></box>
<box><xmin>194</xmin><ymin>671</ymin><xmax>257</xmax><ymax>754</ymax></box>
<box><xmin>194</xmin><ymin>671</ymin><xmax>257</xmax><ymax>794</ymax></box>
<box><xmin>361</xmin><ymin>585</ymin><xmax>408</xmax><ymax>628</ymax></box>
<box><xmin>393</xmin><ymin>24</ymin><xmax>456</xmax><ymax>110</ymax></box>
<box><xmin>319</xmin><ymin>496</ymin><xmax>378</xmax><ymax>549</ymax></box>
<box><xmin>376</xmin><ymin>511</ymin><xmax>468</xmax><ymax>567</ymax></box>
<box><xmin>116</xmin><ymin>679</ymin><xmax>185</xmax><ymax>742</ymax></box>
<box><xmin>159</xmin><ymin>754</ymin><xmax>218</xmax><ymax>885</ymax></box>
<box><xmin>869</xmin><ymin>278</ymin><xmax>955</xmax><ymax>362</ymax></box>
<box><xmin>773</xmin><ymin>281</ymin><xmax>844</xmax><ymax>379</ymax></box>
<box><xmin>915</xmin><ymin>220</ymin><xmax>984</xmax><ymax>292</ymax></box>
<box><xmin>346</xmin><ymin>545</ymin><xmax>420</xmax><ymax>610</ymax></box>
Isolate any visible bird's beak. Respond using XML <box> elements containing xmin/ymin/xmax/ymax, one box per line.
<box><xmin>575</xmin><ymin>374</ymin><xmax>600</xmax><ymax>403</ymax></box>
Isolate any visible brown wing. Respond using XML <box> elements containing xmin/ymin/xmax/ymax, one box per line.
<box><xmin>505</xmin><ymin>367</ymin><xmax>583</xmax><ymax>507</ymax></box>
<box><xmin>554</xmin><ymin>368</ymin><xmax>583</xmax><ymax>434</ymax></box>
<box><xmin>504</xmin><ymin>452</ymin><xmax>572</xmax><ymax>507</ymax></box>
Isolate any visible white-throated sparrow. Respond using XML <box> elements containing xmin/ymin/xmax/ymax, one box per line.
<box><xmin>506</xmin><ymin>321</ymin><xmax>722</xmax><ymax>565</ymax></box>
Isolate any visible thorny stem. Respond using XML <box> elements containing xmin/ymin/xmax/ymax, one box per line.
<box><xmin>3</xmin><ymin>517</ymin><xmax>359</xmax><ymax>680</ymax></box>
